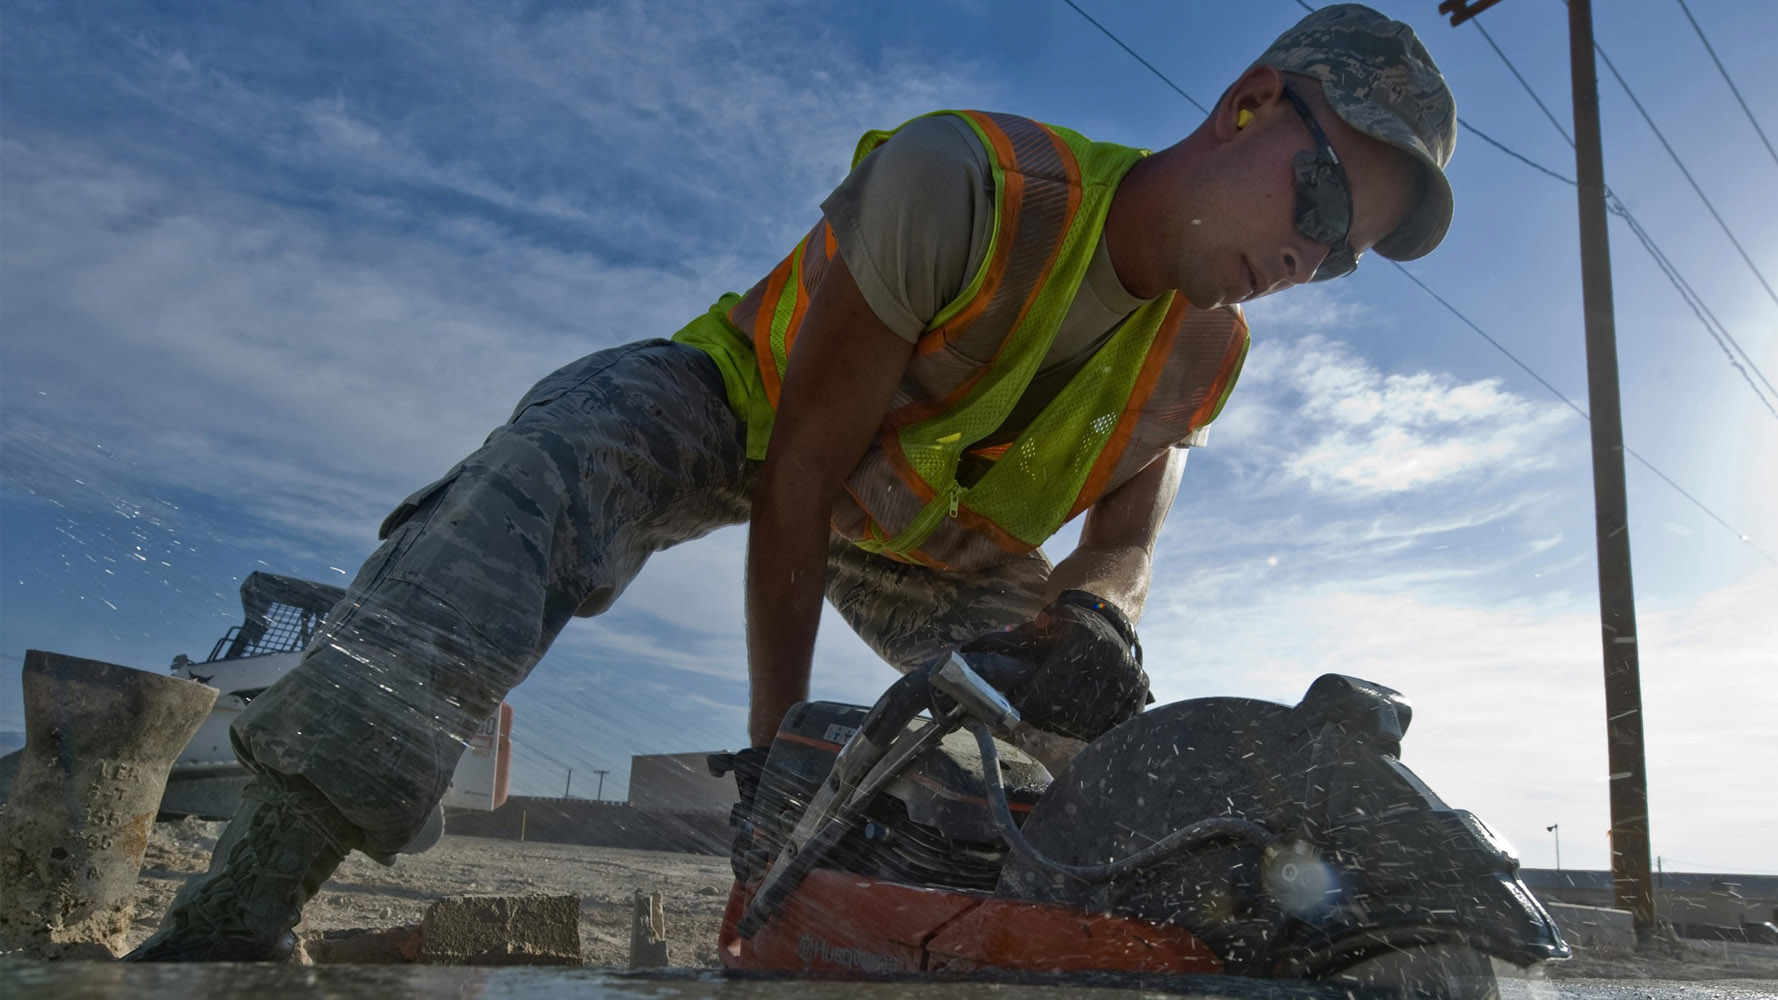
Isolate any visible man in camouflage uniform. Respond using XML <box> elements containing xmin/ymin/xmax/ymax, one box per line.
<box><xmin>130</xmin><ymin>4</ymin><xmax>1458</xmax><ymax>961</ymax></box>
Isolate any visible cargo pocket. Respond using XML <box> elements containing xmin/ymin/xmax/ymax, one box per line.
<box><xmin>378</xmin><ymin>463</ymin><xmax>466</xmax><ymax>540</ymax></box>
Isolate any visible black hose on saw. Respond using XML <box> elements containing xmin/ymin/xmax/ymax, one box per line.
<box><xmin>969</xmin><ymin>720</ymin><xmax>1273</xmax><ymax>884</ymax></box>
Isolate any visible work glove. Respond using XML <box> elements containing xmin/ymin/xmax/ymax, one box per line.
<box><xmin>958</xmin><ymin>589</ymin><xmax>1150</xmax><ymax>742</ymax></box>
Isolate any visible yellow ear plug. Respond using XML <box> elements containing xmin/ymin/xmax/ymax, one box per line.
<box><xmin>1236</xmin><ymin>109</ymin><xmax>1255</xmax><ymax>130</ymax></box>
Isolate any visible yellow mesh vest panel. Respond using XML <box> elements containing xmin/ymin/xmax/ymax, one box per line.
<box><xmin>683</xmin><ymin>112</ymin><xmax>1231</xmax><ymax>563</ymax></box>
<box><xmin>964</xmin><ymin>295</ymin><xmax>1172</xmax><ymax>545</ymax></box>
<box><xmin>859</xmin><ymin>117</ymin><xmax>1167</xmax><ymax>559</ymax></box>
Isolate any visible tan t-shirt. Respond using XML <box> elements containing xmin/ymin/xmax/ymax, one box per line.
<box><xmin>820</xmin><ymin>115</ymin><xmax>1205</xmax><ymax>449</ymax></box>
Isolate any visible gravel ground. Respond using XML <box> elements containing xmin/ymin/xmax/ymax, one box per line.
<box><xmin>130</xmin><ymin>818</ymin><xmax>1778</xmax><ymax>982</ymax></box>
<box><xmin>130</xmin><ymin>818</ymin><xmax>736</xmax><ymax>967</ymax></box>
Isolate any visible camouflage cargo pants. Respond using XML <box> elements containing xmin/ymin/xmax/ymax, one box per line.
<box><xmin>233</xmin><ymin>339</ymin><xmax>1053</xmax><ymax>857</ymax></box>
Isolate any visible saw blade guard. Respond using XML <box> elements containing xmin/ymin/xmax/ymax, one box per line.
<box><xmin>996</xmin><ymin>673</ymin><xmax>1570</xmax><ymax>976</ymax></box>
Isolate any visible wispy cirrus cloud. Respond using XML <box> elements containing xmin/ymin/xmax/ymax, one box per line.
<box><xmin>1222</xmin><ymin>334</ymin><xmax>1575</xmax><ymax>497</ymax></box>
<box><xmin>2</xmin><ymin>0</ymin><xmax>981</xmax><ymax>551</ymax></box>
<box><xmin>0</xmin><ymin>0</ymin><xmax>983</xmax><ymax>799</ymax></box>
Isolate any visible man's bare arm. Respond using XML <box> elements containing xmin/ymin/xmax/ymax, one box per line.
<box><xmin>746</xmin><ymin>250</ymin><xmax>915</xmax><ymax>747</ymax></box>
<box><xmin>1045</xmin><ymin>448</ymin><xmax>1186</xmax><ymax>622</ymax></box>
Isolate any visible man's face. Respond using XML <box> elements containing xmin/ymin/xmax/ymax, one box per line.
<box><xmin>1169</xmin><ymin>76</ymin><xmax>1421</xmax><ymax>309</ymax></box>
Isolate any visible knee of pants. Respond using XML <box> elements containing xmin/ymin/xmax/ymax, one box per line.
<box><xmin>357</xmin><ymin>462</ymin><xmax>568</xmax><ymax>674</ymax></box>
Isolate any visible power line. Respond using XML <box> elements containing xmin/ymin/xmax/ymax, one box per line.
<box><xmin>1463</xmin><ymin>12</ymin><xmax>1778</xmax><ymax>418</ymax></box>
<box><xmin>1057</xmin><ymin>0</ymin><xmax>1775</xmax><ymax>565</ymax></box>
<box><xmin>1385</xmin><ymin>263</ymin><xmax>1586</xmax><ymax>422</ymax></box>
<box><xmin>1472</xmin><ymin>19</ymin><xmax>1574</xmax><ymax>145</ymax></box>
<box><xmin>1673</xmin><ymin>0</ymin><xmax>1778</xmax><ymax>173</ymax></box>
<box><xmin>1309</xmin><ymin>0</ymin><xmax>1772</xmax><ymax>408</ymax></box>
<box><xmin>1392</xmin><ymin>263</ymin><xmax>1774</xmax><ymax>566</ymax></box>
<box><xmin>1288</xmin><ymin>10</ymin><xmax>1584</xmax><ymax>189</ymax></box>
<box><xmin>1610</xmin><ymin>196</ymin><xmax>1778</xmax><ymax>417</ymax></box>
<box><xmin>1459</xmin><ymin>118</ymin><xmax>1575</xmax><ymax>186</ymax></box>
<box><xmin>1259</xmin><ymin>1</ymin><xmax>1776</xmax><ymax>547</ymax></box>
<box><xmin>1590</xmin><ymin>39</ymin><xmax>1778</xmax><ymax>311</ymax></box>
<box><xmin>1060</xmin><ymin>0</ymin><xmax>1208</xmax><ymax>116</ymax></box>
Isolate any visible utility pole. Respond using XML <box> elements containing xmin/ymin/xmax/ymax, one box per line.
<box><xmin>1443</xmin><ymin>0</ymin><xmax>1655</xmax><ymax>936</ymax></box>
<box><xmin>1566</xmin><ymin>0</ymin><xmax>1654</xmax><ymax>937</ymax></box>
<box><xmin>564</xmin><ymin>768</ymin><xmax>573</xmax><ymax>799</ymax></box>
<box><xmin>593</xmin><ymin>769</ymin><xmax>609</xmax><ymax>802</ymax></box>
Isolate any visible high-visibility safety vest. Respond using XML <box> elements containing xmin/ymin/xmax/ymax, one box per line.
<box><xmin>674</xmin><ymin>110</ymin><xmax>1250</xmax><ymax>572</ymax></box>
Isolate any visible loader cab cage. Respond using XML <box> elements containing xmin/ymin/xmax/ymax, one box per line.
<box><xmin>203</xmin><ymin>572</ymin><xmax>348</xmax><ymax>663</ymax></box>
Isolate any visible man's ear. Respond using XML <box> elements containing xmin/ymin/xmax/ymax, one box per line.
<box><xmin>1215</xmin><ymin>64</ymin><xmax>1287</xmax><ymax>141</ymax></box>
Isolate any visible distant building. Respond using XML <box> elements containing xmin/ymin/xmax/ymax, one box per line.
<box><xmin>628</xmin><ymin>752</ymin><xmax>735</xmax><ymax>814</ymax></box>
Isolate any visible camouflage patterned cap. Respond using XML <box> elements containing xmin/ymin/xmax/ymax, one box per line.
<box><xmin>1256</xmin><ymin>3</ymin><xmax>1457</xmax><ymax>260</ymax></box>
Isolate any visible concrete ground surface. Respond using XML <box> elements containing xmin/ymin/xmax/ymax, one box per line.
<box><xmin>3</xmin><ymin>819</ymin><xmax>1769</xmax><ymax>998</ymax></box>
<box><xmin>6</xmin><ymin>961</ymin><xmax>1778</xmax><ymax>999</ymax></box>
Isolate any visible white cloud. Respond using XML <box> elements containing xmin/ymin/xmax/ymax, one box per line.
<box><xmin>1241</xmin><ymin>282</ymin><xmax>1377</xmax><ymax>331</ymax></box>
<box><xmin>0</xmin><ymin>0</ymin><xmax>980</xmax><ymax>555</ymax></box>
<box><xmin>88</xmin><ymin>1</ymin><xmax>978</xmax><ymax>260</ymax></box>
<box><xmin>1267</xmin><ymin>337</ymin><xmax>1573</xmax><ymax>495</ymax></box>
<box><xmin>1527</xmin><ymin>533</ymin><xmax>1564</xmax><ymax>555</ymax></box>
<box><xmin>0</xmin><ymin>0</ymin><xmax>986</xmax><ymax>798</ymax></box>
<box><xmin>1136</xmin><ymin>562</ymin><xmax>1778</xmax><ymax>873</ymax></box>
<box><xmin>1205</xmin><ymin>335</ymin><xmax>1583</xmax><ymax>534</ymax></box>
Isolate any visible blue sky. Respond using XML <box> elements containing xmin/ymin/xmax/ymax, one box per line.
<box><xmin>3</xmin><ymin>0</ymin><xmax>1774</xmax><ymax>876</ymax></box>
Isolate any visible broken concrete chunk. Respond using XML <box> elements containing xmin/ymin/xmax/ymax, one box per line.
<box><xmin>0</xmin><ymin>651</ymin><xmax>216</xmax><ymax>959</ymax></box>
<box><xmin>629</xmin><ymin>890</ymin><xmax>669</xmax><ymax>969</ymax></box>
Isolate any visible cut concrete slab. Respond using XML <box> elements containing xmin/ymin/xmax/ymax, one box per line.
<box><xmin>417</xmin><ymin>894</ymin><xmax>581</xmax><ymax>966</ymax></box>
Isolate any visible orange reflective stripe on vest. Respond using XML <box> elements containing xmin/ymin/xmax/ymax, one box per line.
<box><xmin>685</xmin><ymin>110</ymin><xmax>1250</xmax><ymax>571</ymax></box>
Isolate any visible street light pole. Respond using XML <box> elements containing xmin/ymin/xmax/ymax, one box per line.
<box><xmin>1547</xmin><ymin>823</ymin><xmax>1562</xmax><ymax>872</ymax></box>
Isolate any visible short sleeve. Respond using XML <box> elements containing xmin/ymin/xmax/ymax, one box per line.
<box><xmin>819</xmin><ymin>115</ymin><xmax>994</xmax><ymax>341</ymax></box>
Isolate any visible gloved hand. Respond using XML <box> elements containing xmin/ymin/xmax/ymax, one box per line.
<box><xmin>958</xmin><ymin>590</ymin><xmax>1150</xmax><ymax>742</ymax></box>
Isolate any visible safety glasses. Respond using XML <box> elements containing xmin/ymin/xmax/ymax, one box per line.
<box><xmin>1282</xmin><ymin>87</ymin><xmax>1358</xmax><ymax>282</ymax></box>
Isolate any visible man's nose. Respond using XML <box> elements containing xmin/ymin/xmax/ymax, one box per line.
<box><xmin>1282</xmin><ymin>243</ymin><xmax>1328</xmax><ymax>285</ymax></box>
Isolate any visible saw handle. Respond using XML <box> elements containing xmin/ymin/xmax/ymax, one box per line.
<box><xmin>857</xmin><ymin>667</ymin><xmax>935</xmax><ymax>747</ymax></box>
<box><xmin>930</xmin><ymin>652</ymin><xmax>1025</xmax><ymax>734</ymax></box>
<box><xmin>942</xmin><ymin>648</ymin><xmax>1039</xmax><ymax>700</ymax></box>
<box><xmin>860</xmin><ymin>649</ymin><xmax>1034</xmax><ymax>744</ymax></box>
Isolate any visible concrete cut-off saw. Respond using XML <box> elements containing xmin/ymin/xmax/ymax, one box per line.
<box><xmin>708</xmin><ymin>652</ymin><xmax>1570</xmax><ymax>998</ymax></box>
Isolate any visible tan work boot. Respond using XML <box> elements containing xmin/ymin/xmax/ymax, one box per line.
<box><xmin>124</xmin><ymin>771</ymin><xmax>361</xmax><ymax>962</ymax></box>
